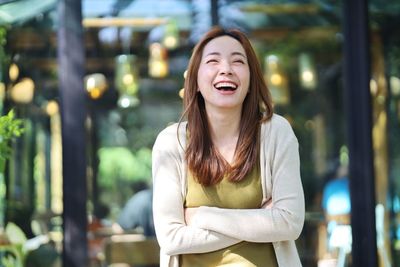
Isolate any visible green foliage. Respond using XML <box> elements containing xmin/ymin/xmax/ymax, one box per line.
<box><xmin>98</xmin><ymin>146</ymin><xmax>152</xmax><ymax>188</ymax></box>
<box><xmin>0</xmin><ymin>110</ymin><xmax>25</xmax><ymax>162</ymax></box>
<box><xmin>0</xmin><ymin>26</ymin><xmax>9</xmax><ymax>69</ymax></box>
<box><xmin>0</xmin><ymin>110</ymin><xmax>24</xmax><ymax>231</ymax></box>
<box><xmin>0</xmin><ymin>27</ymin><xmax>6</xmax><ymax>47</ymax></box>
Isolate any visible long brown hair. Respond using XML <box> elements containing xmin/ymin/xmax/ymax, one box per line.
<box><xmin>180</xmin><ymin>27</ymin><xmax>274</xmax><ymax>186</ymax></box>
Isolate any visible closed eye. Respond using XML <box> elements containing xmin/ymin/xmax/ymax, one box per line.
<box><xmin>233</xmin><ymin>59</ymin><xmax>245</xmax><ymax>64</ymax></box>
<box><xmin>206</xmin><ymin>59</ymin><xmax>218</xmax><ymax>64</ymax></box>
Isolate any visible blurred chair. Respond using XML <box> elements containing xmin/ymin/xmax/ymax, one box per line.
<box><xmin>103</xmin><ymin>234</ymin><xmax>159</xmax><ymax>267</ymax></box>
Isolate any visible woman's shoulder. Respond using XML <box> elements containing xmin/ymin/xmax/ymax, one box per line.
<box><xmin>153</xmin><ymin>121</ymin><xmax>187</xmax><ymax>151</ymax></box>
<box><xmin>262</xmin><ymin>113</ymin><xmax>293</xmax><ymax>131</ymax></box>
<box><xmin>261</xmin><ymin>113</ymin><xmax>297</xmax><ymax>141</ymax></box>
<box><xmin>157</xmin><ymin>121</ymin><xmax>186</xmax><ymax>138</ymax></box>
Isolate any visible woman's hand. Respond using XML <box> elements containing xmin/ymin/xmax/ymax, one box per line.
<box><xmin>261</xmin><ymin>198</ymin><xmax>273</xmax><ymax>209</ymax></box>
<box><xmin>184</xmin><ymin>207</ymin><xmax>198</xmax><ymax>225</ymax></box>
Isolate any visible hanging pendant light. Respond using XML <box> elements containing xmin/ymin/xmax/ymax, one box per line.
<box><xmin>264</xmin><ymin>54</ymin><xmax>289</xmax><ymax>105</ymax></box>
<box><xmin>148</xmin><ymin>43</ymin><xmax>168</xmax><ymax>78</ymax></box>
<box><xmin>115</xmin><ymin>54</ymin><xmax>140</xmax><ymax>108</ymax></box>
<box><xmin>162</xmin><ymin>19</ymin><xmax>179</xmax><ymax>50</ymax></box>
<box><xmin>9</xmin><ymin>63</ymin><xmax>19</xmax><ymax>82</ymax></box>
<box><xmin>299</xmin><ymin>53</ymin><xmax>317</xmax><ymax>90</ymax></box>
<box><xmin>85</xmin><ymin>73</ymin><xmax>108</xmax><ymax>100</ymax></box>
<box><xmin>9</xmin><ymin>77</ymin><xmax>35</xmax><ymax>104</ymax></box>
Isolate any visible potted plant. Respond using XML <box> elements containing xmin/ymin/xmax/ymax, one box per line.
<box><xmin>0</xmin><ymin>109</ymin><xmax>24</xmax><ymax>266</ymax></box>
<box><xmin>0</xmin><ymin>222</ymin><xmax>27</xmax><ymax>267</ymax></box>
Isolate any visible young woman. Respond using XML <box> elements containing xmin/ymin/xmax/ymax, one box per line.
<box><xmin>152</xmin><ymin>27</ymin><xmax>305</xmax><ymax>267</ymax></box>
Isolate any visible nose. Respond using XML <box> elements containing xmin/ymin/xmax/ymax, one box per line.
<box><xmin>219</xmin><ymin>60</ymin><xmax>233</xmax><ymax>75</ymax></box>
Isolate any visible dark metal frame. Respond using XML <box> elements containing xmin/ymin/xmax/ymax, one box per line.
<box><xmin>343</xmin><ymin>0</ymin><xmax>378</xmax><ymax>266</ymax></box>
<box><xmin>58</xmin><ymin>0</ymin><xmax>88</xmax><ymax>266</ymax></box>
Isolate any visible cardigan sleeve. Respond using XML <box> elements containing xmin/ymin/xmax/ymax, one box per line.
<box><xmin>152</xmin><ymin>125</ymin><xmax>240</xmax><ymax>256</ymax></box>
<box><xmin>190</xmin><ymin>117</ymin><xmax>305</xmax><ymax>243</ymax></box>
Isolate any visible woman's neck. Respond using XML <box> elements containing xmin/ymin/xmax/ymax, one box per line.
<box><xmin>206</xmin><ymin>107</ymin><xmax>242</xmax><ymax>163</ymax></box>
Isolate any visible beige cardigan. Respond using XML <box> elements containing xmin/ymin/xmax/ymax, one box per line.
<box><xmin>152</xmin><ymin>114</ymin><xmax>305</xmax><ymax>267</ymax></box>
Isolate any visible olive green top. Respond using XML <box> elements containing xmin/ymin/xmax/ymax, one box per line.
<box><xmin>180</xmin><ymin>165</ymin><xmax>278</xmax><ymax>267</ymax></box>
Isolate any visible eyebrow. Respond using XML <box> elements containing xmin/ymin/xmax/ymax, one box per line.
<box><xmin>205</xmin><ymin>51</ymin><xmax>247</xmax><ymax>58</ymax></box>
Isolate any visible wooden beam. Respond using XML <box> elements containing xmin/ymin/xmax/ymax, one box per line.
<box><xmin>82</xmin><ymin>17</ymin><xmax>167</xmax><ymax>28</ymax></box>
<box><xmin>240</xmin><ymin>3</ymin><xmax>320</xmax><ymax>14</ymax></box>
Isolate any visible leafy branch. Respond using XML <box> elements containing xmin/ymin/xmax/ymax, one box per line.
<box><xmin>0</xmin><ymin>110</ymin><xmax>24</xmax><ymax>161</ymax></box>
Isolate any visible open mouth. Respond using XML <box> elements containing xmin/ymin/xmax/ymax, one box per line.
<box><xmin>214</xmin><ymin>82</ymin><xmax>238</xmax><ymax>91</ymax></box>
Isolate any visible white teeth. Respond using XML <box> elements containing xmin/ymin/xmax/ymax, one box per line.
<box><xmin>215</xmin><ymin>82</ymin><xmax>237</xmax><ymax>89</ymax></box>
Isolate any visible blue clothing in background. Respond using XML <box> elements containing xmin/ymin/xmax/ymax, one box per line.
<box><xmin>322</xmin><ymin>178</ymin><xmax>351</xmax><ymax>215</ymax></box>
<box><xmin>117</xmin><ymin>189</ymin><xmax>155</xmax><ymax>237</ymax></box>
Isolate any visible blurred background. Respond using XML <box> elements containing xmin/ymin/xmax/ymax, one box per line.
<box><xmin>0</xmin><ymin>0</ymin><xmax>399</xmax><ymax>266</ymax></box>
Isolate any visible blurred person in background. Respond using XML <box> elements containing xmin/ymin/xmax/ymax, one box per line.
<box><xmin>117</xmin><ymin>180</ymin><xmax>155</xmax><ymax>237</ymax></box>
